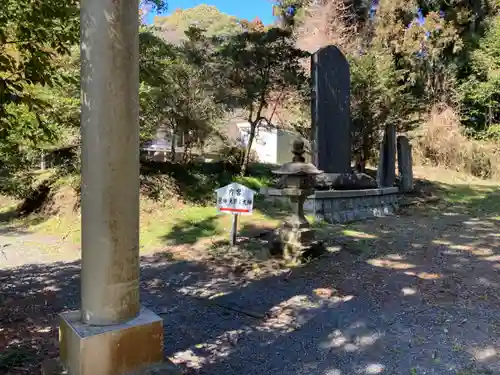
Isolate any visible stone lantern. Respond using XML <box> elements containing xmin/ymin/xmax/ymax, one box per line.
<box><xmin>266</xmin><ymin>138</ymin><xmax>324</xmax><ymax>263</ymax></box>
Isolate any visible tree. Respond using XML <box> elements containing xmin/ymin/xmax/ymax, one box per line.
<box><xmin>274</xmin><ymin>0</ymin><xmax>373</xmax><ymax>30</ymax></box>
<box><xmin>417</xmin><ymin>0</ymin><xmax>495</xmax><ymax>50</ymax></box>
<box><xmin>350</xmin><ymin>50</ymin><xmax>422</xmax><ymax>171</ymax></box>
<box><xmin>1</xmin><ymin>0</ymin><xmax>167</xmax><ymax>130</ymax></box>
<box><xmin>0</xmin><ymin>0</ymin><xmax>82</xmax><ymax>193</ymax></box>
<box><xmin>0</xmin><ymin>0</ymin><xmax>167</xmax><ymax>181</ymax></box>
<box><xmin>458</xmin><ymin>14</ymin><xmax>500</xmax><ymax>138</ymax></box>
<box><xmin>0</xmin><ymin>0</ymin><xmax>80</xmax><ymax>139</ymax></box>
<box><xmin>139</xmin><ymin>27</ymin><xmax>227</xmax><ymax>162</ymax></box>
<box><xmin>240</xmin><ymin>17</ymin><xmax>266</xmax><ymax>32</ymax></box>
<box><xmin>216</xmin><ymin>27</ymin><xmax>309</xmax><ymax>175</ymax></box>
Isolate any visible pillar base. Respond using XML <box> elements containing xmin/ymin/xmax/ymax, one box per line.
<box><xmin>41</xmin><ymin>307</ymin><xmax>180</xmax><ymax>375</ymax></box>
<box><xmin>41</xmin><ymin>358</ymin><xmax>180</xmax><ymax>375</ymax></box>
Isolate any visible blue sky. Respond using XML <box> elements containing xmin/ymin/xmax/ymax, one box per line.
<box><xmin>143</xmin><ymin>0</ymin><xmax>276</xmax><ymax>25</ymax></box>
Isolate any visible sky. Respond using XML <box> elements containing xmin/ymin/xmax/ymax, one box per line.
<box><xmin>143</xmin><ymin>0</ymin><xmax>276</xmax><ymax>25</ymax></box>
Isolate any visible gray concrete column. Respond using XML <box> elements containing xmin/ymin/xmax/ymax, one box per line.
<box><xmin>80</xmin><ymin>0</ymin><xmax>140</xmax><ymax>326</ymax></box>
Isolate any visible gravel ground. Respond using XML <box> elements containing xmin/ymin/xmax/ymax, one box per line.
<box><xmin>1</xmin><ymin>205</ymin><xmax>500</xmax><ymax>375</ymax></box>
<box><xmin>0</xmin><ymin>228</ymin><xmax>80</xmax><ymax>268</ymax></box>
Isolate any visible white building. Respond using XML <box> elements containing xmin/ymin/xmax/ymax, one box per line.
<box><xmin>234</xmin><ymin>121</ymin><xmax>310</xmax><ymax>165</ymax></box>
<box><xmin>141</xmin><ymin>119</ymin><xmax>310</xmax><ymax>164</ymax></box>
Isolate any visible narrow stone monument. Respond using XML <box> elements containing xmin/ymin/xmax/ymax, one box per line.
<box><xmin>397</xmin><ymin>135</ymin><xmax>414</xmax><ymax>192</ymax></box>
<box><xmin>42</xmin><ymin>1</ymin><xmax>178</xmax><ymax>374</ymax></box>
<box><xmin>311</xmin><ymin>45</ymin><xmax>351</xmax><ymax>173</ymax></box>
<box><xmin>377</xmin><ymin>124</ymin><xmax>397</xmax><ymax>188</ymax></box>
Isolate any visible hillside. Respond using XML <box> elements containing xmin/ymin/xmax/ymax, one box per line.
<box><xmin>153</xmin><ymin>5</ymin><xmax>244</xmax><ymax>42</ymax></box>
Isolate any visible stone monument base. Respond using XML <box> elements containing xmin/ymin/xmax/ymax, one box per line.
<box><xmin>262</xmin><ymin>187</ymin><xmax>401</xmax><ymax>224</ymax></box>
<box><xmin>306</xmin><ymin>187</ymin><xmax>400</xmax><ymax>223</ymax></box>
<box><xmin>314</xmin><ymin>172</ymin><xmax>378</xmax><ymax>190</ymax></box>
<box><xmin>41</xmin><ymin>307</ymin><xmax>179</xmax><ymax>375</ymax></box>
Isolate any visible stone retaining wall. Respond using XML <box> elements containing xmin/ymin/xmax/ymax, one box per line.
<box><xmin>305</xmin><ymin>187</ymin><xmax>401</xmax><ymax>223</ymax></box>
<box><xmin>263</xmin><ymin>187</ymin><xmax>401</xmax><ymax>224</ymax></box>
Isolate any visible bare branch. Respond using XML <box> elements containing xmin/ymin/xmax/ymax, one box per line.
<box><xmin>295</xmin><ymin>0</ymin><xmax>360</xmax><ymax>54</ymax></box>
<box><xmin>268</xmin><ymin>88</ymin><xmax>286</xmax><ymax>125</ymax></box>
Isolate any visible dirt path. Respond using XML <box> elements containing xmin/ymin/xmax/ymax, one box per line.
<box><xmin>1</xmin><ymin>204</ymin><xmax>500</xmax><ymax>374</ymax></box>
<box><xmin>0</xmin><ymin>229</ymin><xmax>80</xmax><ymax>269</ymax></box>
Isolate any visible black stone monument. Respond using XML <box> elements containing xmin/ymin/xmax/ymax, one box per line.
<box><xmin>311</xmin><ymin>45</ymin><xmax>352</xmax><ymax>174</ymax></box>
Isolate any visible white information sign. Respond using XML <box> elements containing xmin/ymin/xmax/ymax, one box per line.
<box><xmin>215</xmin><ymin>182</ymin><xmax>256</xmax><ymax>215</ymax></box>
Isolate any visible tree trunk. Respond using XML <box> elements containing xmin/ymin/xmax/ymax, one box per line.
<box><xmin>170</xmin><ymin>127</ymin><xmax>177</xmax><ymax>162</ymax></box>
<box><xmin>354</xmin><ymin>154</ymin><xmax>364</xmax><ymax>173</ymax></box>
<box><xmin>240</xmin><ymin>122</ymin><xmax>257</xmax><ymax>176</ymax></box>
<box><xmin>358</xmin><ymin>126</ymin><xmax>372</xmax><ymax>173</ymax></box>
<box><xmin>182</xmin><ymin>141</ymin><xmax>193</xmax><ymax>163</ymax></box>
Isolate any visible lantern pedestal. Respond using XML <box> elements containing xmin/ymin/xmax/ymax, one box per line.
<box><xmin>265</xmin><ymin>139</ymin><xmax>325</xmax><ymax>264</ymax></box>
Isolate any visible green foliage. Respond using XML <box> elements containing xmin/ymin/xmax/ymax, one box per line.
<box><xmin>3</xmin><ymin>0</ymin><xmax>500</xmax><ymax>203</ymax></box>
<box><xmin>273</xmin><ymin>0</ymin><xmax>309</xmax><ymax>27</ymax></box>
<box><xmin>0</xmin><ymin>0</ymin><xmax>80</xmax><ymax>162</ymax></box>
<box><xmin>417</xmin><ymin>0</ymin><xmax>495</xmax><ymax>50</ymax></box>
<box><xmin>217</xmin><ymin>144</ymin><xmax>258</xmax><ymax>172</ymax></box>
<box><xmin>458</xmin><ymin>15</ymin><xmax>500</xmax><ymax>138</ymax></box>
<box><xmin>139</xmin><ymin>26</ymin><xmax>228</xmax><ymax>159</ymax></box>
<box><xmin>0</xmin><ymin>0</ymin><xmax>166</xmax><ymax>193</ymax></box>
<box><xmin>216</xmin><ymin>27</ymin><xmax>309</xmax><ymax>174</ymax></box>
<box><xmin>217</xmin><ymin>28</ymin><xmax>309</xmax><ymax>113</ymax></box>
<box><xmin>347</xmin><ymin>0</ymin><xmax>499</xmax><ymax>152</ymax></box>
<box><xmin>350</xmin><ymin>49</ymin><xmax>422</xmax><ymax>168</ymax></box>
<box><xmin>232</xmin><ymin>175</ymin><xmax>273</xmax><ymax>190</ymax></box>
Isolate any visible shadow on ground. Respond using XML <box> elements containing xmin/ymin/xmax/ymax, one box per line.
<box><xmin>163</xmin><ymin>216</ymin><xmax>221</xmax><ymax>246</ymax></box>
<box><xmin>2</xmin><ymin>189</ymin><xmax>500</xmax><ymax>374</ymax></box>
<box><xmin>160</xmin><ymin>194</ymin><xmax>287</xmax><ymax>249</ymax></box>
<box><xmin>2</xmin><ymin>177</ymin><xmax>500</xmax><ymax>374</ymax></box>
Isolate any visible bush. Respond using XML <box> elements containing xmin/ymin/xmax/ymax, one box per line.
<box><xmin>217</xmin><ymin>145</ymin><xmax>259</xmax><ymax>173</ymax></box>
<box><xmin>232</xmin><ymin>175</ymin><xmax>273</xmax><ymax>191</ymax></box>
<box><xmin>414</xmin><ymin>105</ymin><xmax>500</xmax><ymax>179</ymax></box>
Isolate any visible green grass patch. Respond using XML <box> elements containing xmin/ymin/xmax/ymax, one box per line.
<box><xmin>232</xmin><ymin>175</ymin><xmax>273</xmax><ymax>190</ymax></box>
<box><xmin>0</xmin><ymin>161</ymin><xmax>281</xmax><ymax>251</ymax></box>
<box><xmin>7</xmin><ymin>198</ymin><xmax>284</xmax><ymax>253</ymax></box>
<box><xmin>435</xmin><ymin>183</ymin><xmax>500</xmax><ymax>216</ymax></box>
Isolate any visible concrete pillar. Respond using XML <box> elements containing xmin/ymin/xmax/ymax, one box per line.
<box><xmin>41</xmin><ymin>0</ymin><xmax>179</xmax><ymax>374</ymax></box>
<box><xmin>79</xmin><ymin>0</ymin><xmax>140</xmax><ymax>327</ymax></box>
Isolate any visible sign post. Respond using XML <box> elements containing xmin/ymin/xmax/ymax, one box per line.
<box><xmin>230</xmin><ymin>213</ymin><xmax>238</xmax><ymax>246</ymax></box>
<box><xmin>215</xmin><ymin>182</ymin><xmax>256</xmax><ymax>246</ymax></box>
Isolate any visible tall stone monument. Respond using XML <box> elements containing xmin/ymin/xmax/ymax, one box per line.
<box><xmin>397</xmin><ymin>135</ymin><xmax>414</xmax><ymax>192</ymax></box>
<box><xmin>311</xmin><ymin>45</ymin><xmax>352</xmax><ymax>174</ymax></box>
<box><xmin>377</xmin><ymin>124</ymin><xmax>397</xmax><ymax>188</ymax></box>
<box><xmin>42</xmin><ymin>1</ymin><xmax>178</xmax><ymax>374</ymax></box>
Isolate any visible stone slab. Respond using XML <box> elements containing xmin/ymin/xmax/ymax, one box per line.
<box><xmin>51</xmin><ymin>307</ymin><xmax>166</xmax><ymax>375</ymax></box>
<box><xmin>314</xmin><ymin>173</ymin><xmax>377</xmax><ymax>190</ymax></box>
<box><xmin>311</xmin><ymin>187</ymin><xmax>399</xmax><ymax>199</ymax></box>
<box><xmin>260</xmin><ymin>187</ymin><xmax>309</xmax><ymax>197</ymax></box>
<box><xmin>263</xmin><ymin>187</ymin><xmax>399</xmax><ymax>200</ymax></box>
